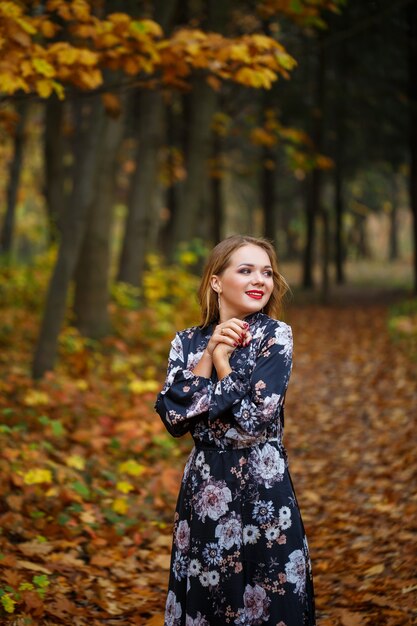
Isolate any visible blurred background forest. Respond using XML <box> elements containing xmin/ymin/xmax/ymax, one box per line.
<box><xmin>0</xmin><ymin>1</ymin><xmax>416</xmax><ymax>624</ymax></box>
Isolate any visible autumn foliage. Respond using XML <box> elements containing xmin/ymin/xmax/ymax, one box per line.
<box><xmin>0</xmin><ymin>254</ymin><xmax>416</xmax><ymax>623</ymax></box>
<box><xmin>0</xmin><ymin>0</ymin><xmax>299</xmax><ymax>100</ymax></box>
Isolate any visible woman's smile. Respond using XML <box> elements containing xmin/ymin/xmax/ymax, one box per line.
<box><xmin>211</xmin><ymin>244</ymin><xmax>274</xmax><ymax>321</ymax></box>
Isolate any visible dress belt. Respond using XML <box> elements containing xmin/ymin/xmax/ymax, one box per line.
<box><xmin>194</xmin><ymin>435</ymin><xmax>282</xmax><ymax>451</ymax></box>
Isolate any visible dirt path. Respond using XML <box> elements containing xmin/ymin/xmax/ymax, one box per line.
<box><xmin>284</xmin><ymin>302</ymin><xmax>417</xmax><ymax>626</ymax></box>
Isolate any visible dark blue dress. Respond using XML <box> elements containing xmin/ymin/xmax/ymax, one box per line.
<box><xmin>155</xmin><ymin>311</ymin><xmax>315</xmax><ymax>626</ymax></box>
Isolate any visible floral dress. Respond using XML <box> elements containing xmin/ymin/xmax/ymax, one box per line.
<box><xmin>154</xmin><ymin>311</ymin><xmax>315</xmax><ymax>626</ymax></box>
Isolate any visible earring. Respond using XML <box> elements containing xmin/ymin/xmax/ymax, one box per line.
<box><xmin>217</xmin><ymin>292</ymin><xmax>221</xmax><ymax>312</ymax></box>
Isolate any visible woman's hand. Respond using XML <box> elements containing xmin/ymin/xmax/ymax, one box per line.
<box><xmin>206</xmin><ymin>318</ymin><xmax>252</xmax><ymax>357</ymax></box>
<box><xmin>192</xmin><ymin>318</ymin><xmax>252</xmax><ymax>379</ymax></box>
<box><xmin>208</xmin><ymin>318</ymin><xmax>252</xmax><ymax>379</ymax></box>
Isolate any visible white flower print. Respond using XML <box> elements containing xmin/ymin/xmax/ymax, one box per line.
<box><xmin>199</xmin><ymin>571</ymin><xmax>210</xmax><ymax>587</ymax></box>
<box><xmin>188</xmin><ymin>390</ymin><xmax>211</xmax><ymax>416</ymax></box>
<box><xmin>252</xmin><ymin>500</ymin><xmax>275</xmax><ymax>523</ymax></box>
<box><xmin>279</xmin><ymin>506</ymin><xmax>291</xmax><ymax>519</ymax></box>
<box><xmin>243</xmin><ymin>583</ymin><xmax>271</xmax><ymax>624</ymax></box>
<box><xmin>194</xmin><ymin>479</ymin><xmax>232</xmax><ymax>522</ymax></box>
<box><xmin>248</xmin><ymin>443</ymin><xmax>285</xmax><ymax>488</ymax></box>
<box><xmin>274</xmin><ymin>322</ymin><xmax>293</xmax><ymax>365</ymax></box>
<box><xmin>195</xmin><ymin>451</ymin><xmax>205</xmax><ymax>468</ymax></box>
<box><xmin>165</xmin><ymin>590</ymin><xmax>182</xmax><ymax>626</ymax></box>
<box><xmin>208</xmin><ymin>570</ymin><xmax>220</xmax><ymax>586</ymax></box>
<box><xmin>265</xmin><ymin>525</ymin><xmax>280</xmax><ymax>541</ymax></box>
<box><xmin>279</xmin><ymin>506</ymin><xmax>292</xmax><ymax>530</ymax></box>
<box><xmin>280</xmin><ymin>517</ymin><xmax>292</xmax><ymax>530</ymax></box>
<box><xmin>188</xmin><ymin>559</ymin><xmax>201</xmax><ymax>576</ymax></box>
<box><xmin>200</xmin><ymin>463</ymin><xmax>210</xmax><ymax>480</ymax></box>
<box><xmin>186</xmin><ymin>612</ymin><xmax>210</xmax><ymax>626</ymax></box>
<box><xmin>175</xmin><ymin>519</ymin><xmax>190</xmax><ymax>552</ymax></box>
<box><xmin>214</xmin><ymin>511</ymin><xmax>242</xmax><ymax>550</ymax></box>
<box><xmin>236</xmin><ymin>398</ymin><xmax>260</xmax><ymax>431</ymax></box>
<box><xmin>285</xmin><ymin>549</ymin><xmax>307</xmax><ymax>596</ymax></box>
<box><xmin>173</xmin><ymin>553</ymin><xmax>188</xmax><ymax>581</ymax></box>
<box><xmin>202</xmin><ymin>542</ymin><xmax>223</xmax><ymax>566</ymax></box>
<box><xmin>187</xmin><ymin>351</ymin><xmax>204</xmax><ymax>371</ymax></box>
<box><xmin>243</xmin><ymin>524</ymin><xmax>261</xmax><ymax>545</ymax></box>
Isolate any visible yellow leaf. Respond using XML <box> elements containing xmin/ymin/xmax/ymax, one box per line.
<box><xmin>112</xmin><ymin>498</ymin><xmax>128</xmax><ymax>515</ymax></box>
<box><xmin>66</xmin><ymin>455</ymin><xmax>86</xmax><ymax>470</ymax></box>
<box><xmin>118</xmin><ymin>459</ymin><xmax>145</xmax><ymax>476</ymax></box>
<box><xmin>23</xmin><ymin>390</ymin><xmax>50</xmax><ymax>406</ymax></box>
<box><xmin>23</xmin><ymin>469</ymin><xmax>53</xmax><ymax>485</ymax></box>
<box><xmin>116</xmin><ymin>481</ymin><xmax>134</xmax><ymax>494</ymax></box>
<box><xmin>36</xmin><ymin>79</ymin><xmax>53</xmax><ymax>98</ymax></box>
<box><xmin>32</xmin><ymin>57</ymin><xmax>56</xmax><ymax>78</ymax></box>
<box><xmin>129</xmin><ymin>379</ymin><xmax>159</xmax><ymax>394</ymax></box>
<box><xmin>76</xmin><ymin>379</ymin><xmax>88</xmax><ymax>391</ymax></box>
<box><xmin>364</xmin><ymin>563</ymin><xmax>385</xmax><ymax>577</ymax></box>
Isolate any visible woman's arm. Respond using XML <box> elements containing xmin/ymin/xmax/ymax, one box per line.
<box><xmin>154</xmin><ymin>332</ymin><xmax>214</xmax><ymax>437</ymax></box>
<box><xmin>208</xmin><ymin>321</ymin><xmax>293</xmax><ymax>437</ymax></box>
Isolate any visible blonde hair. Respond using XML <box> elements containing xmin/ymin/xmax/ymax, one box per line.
<box><xmin>198</xmin><ymin>235</ymin><xmax>290</xmax><ymax>327</ymax></box>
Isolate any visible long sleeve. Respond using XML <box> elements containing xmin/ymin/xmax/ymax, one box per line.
<box><xmin>155</xmin><ymin>332</ymin><xmax>213</xmax><ymax>437</ymax></box>
<box><xmin>208</xmin><ymin>321</ymin><xmax>293</xmax><ymax>437</ymax></box>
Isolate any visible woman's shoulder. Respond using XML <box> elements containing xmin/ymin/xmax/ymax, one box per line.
<box><xmin>174</xmin><ymin>323</ymin><xmax>209</xmax><ymax>344</ymax></box>
<box><xmin>256</xmin><ymin>312</ymin><xmax>292</xmax><ymax>332</ymax></box>
<box><xmin>254</xmin><ymin>313</ymin><xmax>293</xmax><ymax>347</ymax></box>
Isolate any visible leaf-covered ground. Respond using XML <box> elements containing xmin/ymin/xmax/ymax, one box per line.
<box><xmin>0</xmin><ymin>291</ymin><xmax>416</xmax><ymax>625</ymax></box>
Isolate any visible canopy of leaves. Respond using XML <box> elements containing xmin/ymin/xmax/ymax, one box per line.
<box><xmin>0</xmin><ymin>0</ymin><xmax>299</xmax><ymax>100</ymax></box>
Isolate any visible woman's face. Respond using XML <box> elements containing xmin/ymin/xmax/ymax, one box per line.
<box><xmin>211</xmin><ymin>244</ymin><xmax>274</xmax><ymax>321</ymax></box>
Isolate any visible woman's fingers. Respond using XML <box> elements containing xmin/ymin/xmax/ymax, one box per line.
<box><xmin>216</xmin><ymin>319</ymin><xmax>252</xmax><ymax>347</ymax></box>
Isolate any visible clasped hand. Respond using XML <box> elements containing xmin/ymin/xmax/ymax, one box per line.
<box><xmin>206</xmin><ymin>318</ymin><xmax>252</xmax><ymax>364</ymax></box>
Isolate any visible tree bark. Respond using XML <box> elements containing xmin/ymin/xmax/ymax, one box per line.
<box><xmin>73</xmin><ymin>106</ymin><xmax>125</xmax><ymax>338</ymax></box>
<box><xmin>302</xmin><ymin>38</ymin><xmax>325</xmax><ymax>289</ymax></box>
<box><xmin>117</xmin><ymin>89</ymin><xmax>164</xmax><ymax>285</ymax></box>
<box><xmin>44</xmin><ymin>96</ymin><xmax>65</xmax><ymax>243</ymax></box>
<box><xmin>408</xmin><ymin>1</ymin><xmax>417</xmax><ymax>294</ymax></box>
<box><xmin>0</xmin><ymin>102</ymin><xmax>28</xmax><ymax>259</ymax></box>
<box><xmin>211</xmin><ymin>129</ymin><xmax>223</xmax><ymax>244</ymax></box>
<box><xmin>32</xmin><ymin>96</ymin><xmax>104</xmax><ymax>378</ymax></box>
<box><xmin>171</xmin><ymin>78</ymin><xmax>218</xmax><ymax>247</ymax></box>
<box><xmin>334</xmin><ymin>158</ymin><xmax>345</xmax><ymax>284</ymax></box>
<box><xmin>389</xmin><ymin>172</ymin><xmax>399</xmax><ymax>261</ymax></box>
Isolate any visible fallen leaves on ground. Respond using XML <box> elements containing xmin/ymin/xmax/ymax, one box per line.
<box><xmin>0</xmin><ymin>297</ymin><xmax>416</xmax><ymax>624</ymax></box>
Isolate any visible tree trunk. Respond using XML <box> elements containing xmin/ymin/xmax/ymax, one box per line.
<box><xmin>32</xmin><ymin>96</ymin><xmax>104</xmax><ymax>378</ymax></box>
<box><xmin>334</xmin><ymin>159</ymin><xmax>345</xmax><ymax>284</ymax></box>
<box><xmin>320</xmin><ymin>206</ymin><xmax>330</xmax><ymax>304</ymax></box>
<box><xmin>171</xmin><ymin>78</ymin><xmax>218</xmax><ymax>247</ymax></box>
<box><xmin>389</xmin><ymin>172</ymin><xmax>399</xmax><ymax>261</ymax></box>
<box><xmin>158</xmin><ymin>98</ymin><xmax>179</xmax><ymax>256</ymax></box>
<box><xmin>262</xmin><ymin>148</ymin><xmax>276</xmax><ymax>241</ymax></box>
<box><xmin>408</xmin><ymin>1</ymin><xmax>417</xmax><ymax>294</ymax></box>
<box><xmin>117</xmin><ymin>89</ymin><xmax>164</xmax><ymax>285</ymax></box>
<box><xmin>44</xmin><ymin>96</ymin><xmax>65</xmax><ymax>243</ymax></box>
<box><xmin>211</xmin><ymin>129</ymin><xmax>222</xmax><ymax>244</ymax></box>
<box><xmin>73</xmin><ymin>107</ymin><xmax>125</xmax><ymax>338</ymax></box>
<box><xmin>0</xmin><ymin>102</ymin><xmax>28</xmax><ymax>259</ymax></box>
<box><xmin>302</xmin><ymin>39</ymin><xmax>325</xmax><ymax>289</ymax></box>
<box><xmin>170</xmin><ymin>0</ymin><xmax>229</xmax><ymax>251</ymax></box>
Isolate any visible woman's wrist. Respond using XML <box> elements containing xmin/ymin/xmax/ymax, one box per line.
<box><xmin>191</xmin><ymin>348</ymin><xmax>213</xmax><ymax>378</ymax></box>
<box><xmin>212</xmin><ymin>350</ymin><xmax>232</xmax><ymax>379</ymax></box>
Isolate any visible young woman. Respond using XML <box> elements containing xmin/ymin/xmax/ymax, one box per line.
<box><xmin>155</xmin><ymin>235</ymin><xmax>315</xmax><ymax>626</ymax></box>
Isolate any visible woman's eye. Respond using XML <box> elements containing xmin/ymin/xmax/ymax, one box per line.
<box><xmin>239</xmin><ymin>268</ymin><xmax>250</xmax><ymax>274</ymax></box>
<box><xmin>265</xmin><ymin>271</ymin><xmax>273</xmax><ymax>277</ymax></box>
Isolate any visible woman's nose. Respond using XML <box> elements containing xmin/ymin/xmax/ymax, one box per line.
<box><xmin>252</xmin><ymin>272</ymin><xmax>264</xmax><ymax>285</ymax></box>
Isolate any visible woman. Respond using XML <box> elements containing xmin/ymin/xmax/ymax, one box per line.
<box><xmin>155</xmin><ymin>235</ymin><xmax>315</xmax><ymax>626</ymax></box>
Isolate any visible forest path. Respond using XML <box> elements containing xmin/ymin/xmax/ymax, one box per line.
<box><xmin>283</xmin><ymin>300</ymin><xmax>416</xmax><ymax>626</ymax></box>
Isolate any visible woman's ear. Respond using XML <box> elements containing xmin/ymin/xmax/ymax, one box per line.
<box><xmin>210</xmin><ymin>275</ymin><xmax>222</xmax><ymax>294</ymax></box>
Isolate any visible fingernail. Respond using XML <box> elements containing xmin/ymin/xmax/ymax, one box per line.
<box><xmin>243</xmin><ymin>322</ymin><xmax>249</xmax><ymax>328</ymax></box>
<box><xmin>233</xmin><ymin>342</ymin><xmax>238</xmax><ymax>346</ymax></box>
